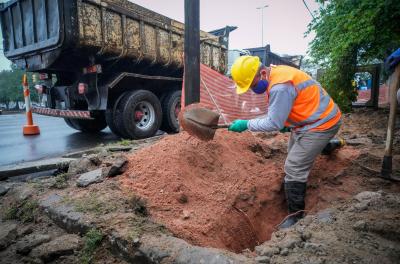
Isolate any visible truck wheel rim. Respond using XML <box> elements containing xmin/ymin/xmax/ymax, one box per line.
<box><xmin>135</xmin><ymin>102</ymin><xmax>155</xmax><ymax>130</ymax></box>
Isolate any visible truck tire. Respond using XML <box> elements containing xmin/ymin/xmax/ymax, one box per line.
<box><xmin>75</xmin><ymin>116</ymin><xmax>107</xmax><ymax>133</ymax></box>
<box><xmin>116</xmin><ymin>90</ymin><xmax>162</xmax><ymax>139</ymax></box>
<box><xmin>105</xmin><ymin>110</ymin><xmax>119</xmax><ymax>136</ymax></box>
<box><xmin>64</xmin><ymin>118</ymin><xmax>80</xmax><ymax>130</ymax></box>
<box><xmin>105</xmin><ymin>92</ymin><xmax>130</xmax><ymax>138</ymax></box>
<box><xmin>160</xmin><ymin>90</ymin><xmax>181</xmax><ymax>133</ymax></box>
<box><xmin>64</xmin><ymin>114</ymin><xmax>107</xmax><ymax>133</ymax></box>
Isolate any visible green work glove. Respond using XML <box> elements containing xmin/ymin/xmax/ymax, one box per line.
<box><xmin>228</xmin><ymin>119</ymin><xmax>249</xmax><ymax>133</ymax></box>
<box><xmin>279</xmin><ymin>127</ymin><xmax>292</xmax><ymax>133</ymax></box>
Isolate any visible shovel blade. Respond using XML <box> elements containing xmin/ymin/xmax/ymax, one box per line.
<box><xmin>179</xmin><ymin>104</ymin><xmax>221</xmax><ymax>141</ymax></box>
<box><xmin>184</xmin><ymin>107</ymin><xmax>220</xmax><ymax>126</ymax></box>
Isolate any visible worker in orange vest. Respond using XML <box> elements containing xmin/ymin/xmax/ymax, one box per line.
<box><xmin>229</xmin><ymin>56</ymin><xmax>342</xmax><ymax>228</ymax></box>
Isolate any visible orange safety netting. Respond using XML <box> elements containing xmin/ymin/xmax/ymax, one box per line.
<box><xmin>182</xmin><ymin>64</ymin><xmax>268</xmax><ymax>124</ymax></box>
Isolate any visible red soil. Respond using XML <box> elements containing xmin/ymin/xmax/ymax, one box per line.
<box><xmin>120</xmin><ymin>130</ymin><xmax>360</xmax><ymax>253</ymax></box>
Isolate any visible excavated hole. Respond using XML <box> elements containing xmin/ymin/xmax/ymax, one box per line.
<box><xmin>196</xmin><ymin>187</ymin><xmax>288</xmax><ymax>253</ymax></box>
<box><xmin>122</xmin><ymin>136</ymin><xmax>291</xmax><ymax>253</ymax></box>
<box><xmin>121</xmin><ymin>131</ymin><xmax>359</xmax><ymax>254</ymax></box>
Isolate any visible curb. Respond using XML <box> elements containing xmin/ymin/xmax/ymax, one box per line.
<box><xmin>0</xmin><ymin>158</ymin><xmax>75</xmax><ymax>180</ymax></box>
<box><xmin>0</xmin><ymin>134</ymin><xmax>165</xmax><ymax>181</ymax></box>
<box><xmin>62</xmin><ymin>148</ymin><xmax>102</xmax><ymax>159</ymax></box>
<box><xmin>39</xmin><ymin>194</ymin><xmax>253</xmax><ymax>264</ymax></box>
<box><xmin>62</xmin><ymin>135</ymin><xmax>165</xmax><ymax>159</ymax></box>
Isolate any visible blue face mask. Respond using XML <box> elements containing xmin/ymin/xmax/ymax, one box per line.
<box><xmin>252</xmin><ymin>79</ymin><xmax>269</xmax><ymax>94</ymax></box>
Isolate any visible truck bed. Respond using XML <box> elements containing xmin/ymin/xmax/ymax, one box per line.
<box><xmin>0</xmin><ymin>0</ymin><xmax>227</xmax><ymax>74</ymax></box>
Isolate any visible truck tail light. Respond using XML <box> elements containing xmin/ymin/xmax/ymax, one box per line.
<box><xmin>39</xmin><ymin>73</ymin><xmax>49</xmax><ymax>80</ymax></box>
<box><xmin>83</xmin><ymin>64</ymin><xmax>102</xmax><ymax>74</ymax></box>
<box><xmin>35</xmin><ymin>84</ymin><xmax>44</xmax><ymax>94</ymax></box>
<box><xmin>78</xmin><ymin>83</ymin><xmax>88</xmax><ymax>94</ymax></box>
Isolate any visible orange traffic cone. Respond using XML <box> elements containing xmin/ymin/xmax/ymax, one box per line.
<box><xmin>22</xmin><ymin>74</ymin><xmax>40</xmax><ymax>135</ymax></box>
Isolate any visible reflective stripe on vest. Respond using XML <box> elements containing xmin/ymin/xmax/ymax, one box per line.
<box><xmin>295</xmin><ymin>79</ymin><xmax>318</xmax><ymax>91</ymax></box>
<box><xmin>296</xmin><ymin>104</ymin><xmax>339</xmax><ymax>131</ymax></box>
<box><xmin>286</xmin><ymin>82</ymin><xmax>333</xmax><ymax>128</ymax></box>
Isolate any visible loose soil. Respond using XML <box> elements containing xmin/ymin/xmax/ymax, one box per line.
<box><xmin>1</xmin><ymin>108</ymin><xmax>399</xmax><ymax>263</ymax></box>
<box><xmin>120</xmin><ymin>108</ymin><xmax>399</xmax><ymax>253</ymax></box>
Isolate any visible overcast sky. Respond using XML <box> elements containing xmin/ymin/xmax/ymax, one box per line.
<box><xmin>0</xmin><ymin>0</ymin><xmax>318</xmax><ymax>71</ymax></box>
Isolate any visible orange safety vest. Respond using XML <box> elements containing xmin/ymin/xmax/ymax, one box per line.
<box><xmin>267</xmin><ymin>65</ymin><xmax>341</xmax><ymax>132</ymax></box>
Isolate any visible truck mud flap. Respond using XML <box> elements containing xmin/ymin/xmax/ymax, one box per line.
<box><xmin>32</xmin><ymin>107</ymin><xmax>93</xmax><ymax>120</ymax></box>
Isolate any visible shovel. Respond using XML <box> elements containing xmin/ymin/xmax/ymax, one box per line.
<box><xmin>180</xmin><ymin>105</ymin><xmax>230</xmax><ymax>141</ymax></box>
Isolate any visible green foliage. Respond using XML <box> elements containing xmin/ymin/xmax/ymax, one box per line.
<box><xmin>51</xmin><ymin>173</ymin><xmax>70</xmax><ymax>189</ymax></box>
<box><xmin>127</xmin><ymin>194</ymin><xmax>148</xmax><ymax>216</ymax></box>
<box><xmin>118</xmin><ymin>139</ymin><xmax>133</xmax><ymax>146</ymax></box>
<box><xmin>69</xmin><ymin>193</ymin><xmax>116</xmax><ymax>216</ymax></box>
<box><xmin>0</xmin><ymin>64</ymin><xmax>38</xmax><ymax>109</ymax></box>
<box><xmin>4</xmin><ymin>206</ymin><xmax>18</xmax><ymax>220</ymax></box>
<box><xmin>80</xmin><ymin>228</ymin><xmax>103</xmax><ymax>264</ymax></box>
<box><xmin>307</xmin><ymin>0</ymin><xmax>400</xmax><ymax>111</ymax></box>
<box><xmin>28</xmin><ymin>179</ymin><xmax>46</xmax><ymax>193</ymax></box>
<box><xmin>4</xmin><ymin>199</ymin><xmax>39</xmax><ymax>223</ymax></box>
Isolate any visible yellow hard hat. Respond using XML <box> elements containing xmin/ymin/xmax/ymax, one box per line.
<box><xmin>231</xmin><ymin>56</ymin><xmax>260</xmax><ymax>94</ymax></box>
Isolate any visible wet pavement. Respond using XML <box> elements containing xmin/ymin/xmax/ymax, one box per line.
<box><xmin>0</xmin><ymin>113</ymin><xmax>119</xmax><ymax>166</ymax></box>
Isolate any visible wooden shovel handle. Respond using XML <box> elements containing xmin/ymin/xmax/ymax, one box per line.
<box><xmin>384</xmin><ymin>64</ymin><xmax>400</xmax><ymax>157</ymax></box>
<box><xmin>212</xmin><ymin>124</ymin><xmax>231</xmax><ymax>129</ymax></box>
<box><xmin>381</xmin><ymin>64</ymin><xmax>400</xmax><ymax>179</ymax></box>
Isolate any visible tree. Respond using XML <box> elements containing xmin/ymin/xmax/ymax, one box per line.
<box><xmin>300</xmin><ymin>57</ymin><xmax>319</xmax><ymax>78</ymax></box>
<box><xmin>307</xmin><ymin>0</ymin><xmax>400</xmax><ymax>112</ymax></box>
<box><xmin>0</xmin><ymin>64</ymin><xmax>38</xmax><ymax>109</ymax></box>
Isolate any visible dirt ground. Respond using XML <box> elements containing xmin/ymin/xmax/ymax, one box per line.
<box><xmin>253</xmin><ymin>189</ymin><xmax>400</xmax><ymax>264</ymax></box>
<box><xmin>0</xmin><ymin>179</ymin><xmax>130</xmax><ymax>264</ymax></box>
<box><xmin>120</xmin><ymin>131</ymin><xmax>357</xmax><ymax>252</ymax></box>
<box><xmin>0</xmin><ymin>108</ymin><xmax>399</xmax><ymax>263</ymax></box>
<box><xmin>119</xmin><ymin>108</ymin><xmax>400</xmax><ymax>254</ymax></box>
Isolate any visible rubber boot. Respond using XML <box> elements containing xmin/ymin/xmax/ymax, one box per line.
<box><xmin>321</xmin><ymin>138</ymin><xmax>346</xmax><ymax>155</ymax></box>
<box><xmin>279</xmin><ymin>181</ymin><xmax>307</xmax><ymax>229</ymax></box>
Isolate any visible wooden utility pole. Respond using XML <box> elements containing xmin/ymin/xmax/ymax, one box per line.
<box><xmin>184</xmin><ymin>0</ymin><xmax>200</xmax><ymax>106</ymax></box>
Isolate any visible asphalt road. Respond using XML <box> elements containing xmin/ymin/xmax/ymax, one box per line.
<box><xmin>0</xmin><ymin>113</ymin><xmax>119</xmax><ymax>166</ymax></box>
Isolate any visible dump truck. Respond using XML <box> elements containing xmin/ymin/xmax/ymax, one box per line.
<box><xmin>227</xmin><ymin>45</ymin><xmax>302</xmax><ymax>76</ymax></box>
<box><xmin>245</xmin><ymin>45</ymin><xmax>302</xmax><ymax>68</ymax></box>
<box><xmin>0</xmin><ymin>0</ymin><xmax>231</xmax><ymax>139</ymax></box>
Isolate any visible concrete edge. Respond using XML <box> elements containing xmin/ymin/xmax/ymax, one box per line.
<box><xmin>0</xmin><ymin>134</ymin><xmax>166</xmax><ymax>181</ymax></box>
<box><xmin>62</xmin><ymin>134</ymin><xmax>166</xmax><ymax>158</ymax></box>
<box><xmin>0</xmin><ymin>158</ymin><xmax>75</xmax><ymax>180</ymax></box>
<box><xmin>62</xmin><ymin>148</ymin><xmax>102</xmax><ymax>159</ymax></box>
<box><xmin>39</xmin><ymin>194</ymin><xmax>253</xmax><ymax>264</ymax></box>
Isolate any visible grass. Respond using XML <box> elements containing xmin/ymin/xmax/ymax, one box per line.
<box><xmin>65</xmin><ymin>193</ymin><xmax>116</xmax><ymax>216</ymax></box>
<box><xmin>51</xmin><ymin>173</ymin><xmax>69</xmax><ymax>189</ymax></box>
<box><xmin>127</xmin><ymin>226</ymin><xmax>142</xmax><ymax>242</ymax></box>
<box><xmin>127</xmin><ymin>194</ymin><xmax>148</xmax><ymax>216</ymax></box>
<box><xmin>118</xmin><ymin>139</ymin><xmax>133</xmax><ymax>146</ymax></box>
<box><xmin>4</xmin><ymin>206</ymin><xmax>18</xmax><ymax>220</ymax></box>
<box><xmin>80</xmin><ymin>228</ymin><xmax>103</xmax><ymax>264</ymax></box>
<box><xmin>28</xmin><ymin>180</ymin><xmax>46</xmax><ymax>193</ymax></box>
<box><xmin>4</xmin><ymin>199</ymin><xmax>39</xmax><ymax>223</ymax></box>
<box><xmin>126</xmin><ymin>215</ymin><xmax>169</xmax><ymax>242</ymax></box>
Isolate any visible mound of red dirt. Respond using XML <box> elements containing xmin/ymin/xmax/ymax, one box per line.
<box><xmin>120</xmin><ymin>130</ymin><xmax>360</xmax><ymax>253</ymax></box>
